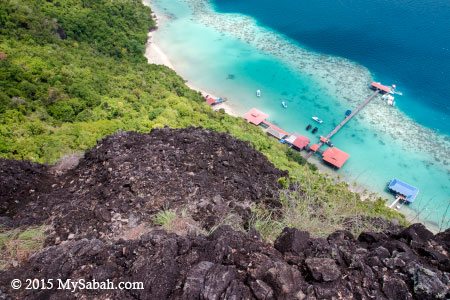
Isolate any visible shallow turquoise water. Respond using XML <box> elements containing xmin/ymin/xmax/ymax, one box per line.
<box><xmin>145</xmin><ymin>0</ymin><xmax>450</xmax><ymax>229</ymax></box>
<box><xmin>213</xmin><ymin>0</ymin><xmax>450</xmax><ymax>135</ymax></box>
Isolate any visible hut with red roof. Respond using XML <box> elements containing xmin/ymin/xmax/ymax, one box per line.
<box><xmin>285</xmin><ymin>133</ymin><xmax>310</xmax><ymax>150</ymax></box>
<box><xmin>243</xmin><ymin>109</ymin><xmax>269</xmax><ymax>125</ymax></box>
<box><xmin>292</xmin><ymin>135</ymin><xmax>310</xmax><ymax>150</ymax></box>
<box><xmin>309</xmin><ymin>144</ymin><xmax>320</xmax><ymax>152</ymax></box>
<box><xmin>205</xmin><ymin>97</ymin><xmax>216</xmax><ymax>105</ymax></box>
<box><xmin>371</xmin><ymin>82</ymin><xmax>392</xmax><ymax>94</ymax></box>
<box><xmin>322</xmin><ymin>147</ymin><xmax>350</xmax><ymax>168</ymax></box>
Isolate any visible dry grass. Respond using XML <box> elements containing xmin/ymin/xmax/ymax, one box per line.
<box><xmin>206</xmin><ymin>213</ymin><xmax>245</xmax><ymax>236</ymax></box>
<box><xmin>249</xmin><ymin>168</ymin><xmax>393</xmax><ymax>242</ymax></box>
<box><xmin>153</xmin><ymin>209</ymin><xmax>200</xmax><ymax>236</ymax></box>
<box><xmin>0</xmin><ymin>225</ymin><xmax>47</xmax><ymax>270</ymax></box>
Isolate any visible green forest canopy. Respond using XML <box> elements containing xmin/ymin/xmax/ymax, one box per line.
<box><xmin>0</xmin><ymin>0</ymin><xmax>407</xmax><ymax>233</ymax></box>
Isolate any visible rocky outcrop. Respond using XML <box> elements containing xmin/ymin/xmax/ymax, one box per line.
<box><xmin>56</xmin><ymin>25</ymin><xmax>67</xmax><ymax>40</ymax></box>
<box><xmin>0</xmin><ymin>159</ymin><xmax>52</xmax><ymax>225</ymax></box>
<box><xmin>0</xmin><ymin>127</ymin><xmax>448</xmax><ymax>299</ymax></box>
<box><xmin>1</xmin><ymin>224</ymin><xmax>449</xmax><ymax>299</ymax></box>
<box><xmin>0</xmin><ymin>127</ymin><xmax>287</xmax><ymax>242</ymax></box>
<box><xmin>305</xmin><ymin>258</ymin><xmax>341</xmax><ymax>282</ymax></box>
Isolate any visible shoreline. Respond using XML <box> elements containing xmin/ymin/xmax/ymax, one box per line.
<box><xmin>142</xmin><ymin>1</ymin><xmax>440</xmax><ymax>233</ymax></box>
<box><xmin>142</xmin><ymin>5</ymin><xmax>237</xmax><ymax>117</ymax></box>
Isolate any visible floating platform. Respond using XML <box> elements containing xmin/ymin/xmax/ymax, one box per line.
<box><xmin>387</xmin><ymin>178</ymin><xmax>419</xmax><ymax>204</ymax></box>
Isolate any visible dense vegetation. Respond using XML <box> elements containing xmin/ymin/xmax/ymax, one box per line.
<box><xmin>0</xmin><ymin>0</ymin><xmax>407</xmax><ymax>248</ymax></box>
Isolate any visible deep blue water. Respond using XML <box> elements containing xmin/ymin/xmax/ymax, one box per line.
<box><xmin>212</xmin><ymin>0</ymin><xmax>450</xmax><ymax>135</ymax></box>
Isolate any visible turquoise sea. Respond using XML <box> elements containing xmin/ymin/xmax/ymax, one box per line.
<box><xmin>144</xmin><ymin>0</ymin><xmax>450</xmax><ymax>230</ymax></box>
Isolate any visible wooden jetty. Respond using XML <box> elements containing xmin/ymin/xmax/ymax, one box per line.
<box><xmin>305</xmin><ymin>89</ymin><xmax>381</xmax><ymax>159</ymax></box>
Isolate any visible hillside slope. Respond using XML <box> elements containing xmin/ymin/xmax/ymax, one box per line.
<box><xmin>1</xmin><ymin>127</ymin><xmax>287</xmax><ymax>243</ymax></box>
<box><xmin>0</xmin><ymin>127</ymin><xmax>448</xmax><ymax>299</ymax></box>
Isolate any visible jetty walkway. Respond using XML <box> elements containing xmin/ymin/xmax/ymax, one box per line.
<box><xmin>305</xmin><ymin>89</ymin><xmax>380</xmax><ymax>159</ymax></box>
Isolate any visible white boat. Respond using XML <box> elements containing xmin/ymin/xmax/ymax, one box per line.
<box><xmin>382</xmin><ymin>94</ymin><xmax>396</xmax><ymax>106</ymax></box>
<box><xmin>256</xmin><ymin>89</ymin><xmax>261</xmax><ymax>97</ymax></box>
<box><xmin>312</xmin><ymin>116</ymin><xmax>323</xmax><ymax>123</ymax></box>
<box><xmin>390</xmin><ymin>84</ymin><xmax>403</xmax><ymax>95</ymax></box>
<box><xmin>281</xmin><ymin>101</ymin><xmax>287</xmax><ymax>108</ymax></box>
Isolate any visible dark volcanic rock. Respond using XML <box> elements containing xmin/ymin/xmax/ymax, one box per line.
<box><xmin>183</xmin><ymin>262</ymin><xmax>237</xmax><ymax>300</ymax></box>
<box><xmin>382</xmin><ymin>276</ymin><xmax>412</xmax><ymax>300</ymax></box>
<box><xmin>1</xmin><ymin>224</ymin><xmax>448</xmax><ymax>300</ymax></box>
<box><xmin>305</xmin><ymin>258</ymin><xmax>341</xmax><ymax>282</ymax></box>
<box><xmin>274</xmin><ymin>227</ymin><xmax>310</xmax><ymax>255</ymax></box>
<box><xmin>0</xmin><ymin>226</ymin><xmax>450</xmax><ymax>300</ymax></box>
<box><xmin>0</xmin><ymin>127</ymin><xmax>449</xmax><ymax>300</ymax></box>
<box><xmin>413</xmin><ymin>265</ymin><xmax>448</xmax><ymax>300</ymax></box>
<box><xmin>400</xmin><ymin>223</ymin><xmax>434</xmax><ymax>243</ymax></box>
<box><xmin>0</xmin><ymin>158</ymin><xmax>51</xmax><ymax>225</ymax></box>
<box><xmin>1</xmin><ymin>127</ymin><xmax>287</xmax><ymax>242</ymax></box>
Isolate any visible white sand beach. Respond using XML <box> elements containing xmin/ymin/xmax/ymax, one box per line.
<box><xmin>143</xmin><ymin>6</ymin><xmax>237</xmax><ymax>116</ymax></box>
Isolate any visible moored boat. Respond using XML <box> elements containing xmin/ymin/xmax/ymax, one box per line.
<box><xmin>306</xmin><ymin>124</ymin><xmax>312</xmax><ymax>130</ymax></box>
<box><xmin>382</xmin><ymin>94</ymin><xmax>396</xmax><ymax>106</ymax></box>
<box><xmin>312</xmin><ymin>116</ymin><xmax>323</xmax><ymax>123</ymax></box>
<box><xmin>256</xmin><ymin>89</ymin><xmax>261</xmax><ymax>97</ymax></box>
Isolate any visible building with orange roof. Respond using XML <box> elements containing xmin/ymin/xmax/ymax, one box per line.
<box><xmin>292</xmin><ymin>135</ymin><xmax>310</xmax><ymax>150</ymax></box>
<box><xmin>371</xmin><ymin>82</ymin><xmax>392</xmax><ymax>94</ymax></box>
<box><xmin>242</xmin><ymin>109</ymin><xmax>269</xmax><ymax>125</ymax></box>
<box><xmin>322</xmin><ymin>147</ymin><xmax>350</xmax><ymax>168</ymax></box>
<box><xmin>205</xmin><ymin>97</ymin><xmax>215</xmax><ymax>105</ymax></box>
<box><xmin>309</xmin><ymin>144</ymin><xmax>320</xmax><ymax>152</ymax></box>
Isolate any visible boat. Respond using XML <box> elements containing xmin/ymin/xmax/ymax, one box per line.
<box><xmin>345</xmin><ymin>110</ymin><xmax>352</xmax><ymax>117</ymax></box>
<box><xmin>312</xmin><ymin>127</ymin><xmax>318</xmax><ymax>134</ymax></box>
<box><xmin>382</xmin><ymin>94</ymin><xmax>396</xmax><ymax>106</ymax></box>
<box><xmin>281</xmin><ymin>101</ymin><xmax>287</xmax><ymax>108</ymax></box>
<box><xmin>306</xmin><ymin>124</ymin><xmax>312</xmax><ymax>130</ymax></box>
<box><xmin>256</xmin><ymin>89</ymin><xmax>261</xmax><ymax>97</ymax></box>
<box><xmin>390</xmin><ymin>84</ymin><xmax>403</xmax><ymax>95</ymax></box>
<box><xmin>312</xmin><ymin>117</ymin><xmax>323</xmax><ymax>123</ymax></box>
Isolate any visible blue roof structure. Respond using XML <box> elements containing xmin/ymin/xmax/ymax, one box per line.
<box><xmin>388</xmin><ymin>178</ymin><xmax>419</xmax><ymax>203</ymax></box>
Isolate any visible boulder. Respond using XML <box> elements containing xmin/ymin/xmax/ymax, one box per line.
<box><xmin>382</xmin><ymin>277</ymin><xmax>412</xmax><ymax>300</ymax></box>
<box><xmin>274</xmin><ymin>227</ymin><xmax>310</xmax><ymax>255</ymax></box>
<box><xmin>413</xmin><ymin>264</ymin><xmax>448</xmax><ymax>300</ymax></box>
<box><xmin>400</xmin><ymin>223</ymin><xmax>434</xmax><ymax>243</ymax></box>
<box><xmin>305</xmin><ymin>258</ymin><xmax>341</xmax><ymax>282</ymax></box>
